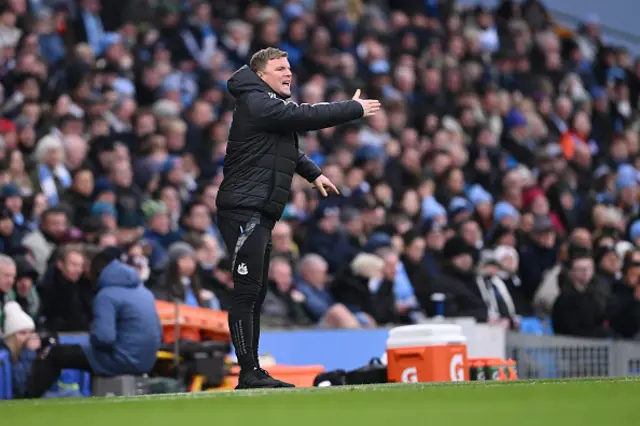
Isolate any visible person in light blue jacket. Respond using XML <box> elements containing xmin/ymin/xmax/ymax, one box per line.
<box><xmin>83</xmin><ymin>247</ymin><xmax>162</xmax><ymax>376</ymax></box>
<box><xmin>25</xmin><ymin>247</ymin><xmax>162</xmax><ymax>397</ymax></box>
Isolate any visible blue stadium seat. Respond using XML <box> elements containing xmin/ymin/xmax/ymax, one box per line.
<box><xmin>519</xmin><ymin>317</ymin><xmax>554</xmax><ymax>336</ymax></box>
<box><xmin>0</xmin><ymin>349</ymin><xmax>12</xmax><ymax>399</ymax></box>
<box><xmin>56</xmin><ymin>334</ymin><xmax>91</xmax><ymax>397</ymax></box>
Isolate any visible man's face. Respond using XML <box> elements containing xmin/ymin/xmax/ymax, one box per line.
<box><xmin>535</xmin><ymin>230</ymin><xmax>556</xmax><ymax>248</ymax></box>
<box><xmin>272</xmin><ymin>223</ymin><xmax>292</xmax><ymax>253</ymax></box>
<box><xmin>150</xmin><ymin>213</ymin><xmax>170</xmax><ymax>234</ymax></box>
<box><xmin>452</xmin><ymin>253</ymin><xmax>473</xmax><ymax>272</ymax></box>
<box><xmin>306</xmin><ymin>262</ymin><xmax>327</xmax><ymax>288</ymax></box>
<box><xmin>258</xmin><ymin>57</ymin><xmax>293</xmax><ymax>98</ymax></box>
<box><xmin>187</xmin><ymin>205</ymin><xmax>211</xmax><ymax>232</ymax></box>
<box><xmin>270</xmin><ymin>261</ymin><xmax>292</xmax><ymax>292</ymax></box>
<box><xmin>58</xmin><ymin>252</ymin><xmax>85</xmax><ymax>282</ymax></box>
<box><xmin>570</xmin><ymin>258</ymin><xmax>594</xmax><ymax>289</ymax></box>
<box><xmin>600</xmin><ymin>252</ymin><xmax>619</xmax><ymax>274</ymax></box>
<box><xmin>43</xmin><ymin>212</ymin><xmax>68</xmax><ymax>239</ymax></box>
<box><xmin>0</xmin><ymin>263</ymin><xmax>16</xmax><ymax>292</ymax></box>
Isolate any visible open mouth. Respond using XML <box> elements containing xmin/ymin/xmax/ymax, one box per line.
<box><xmin>282</xmin><ymin>82</ymin><xmax>291</xmax><ymax>88</ymax></box>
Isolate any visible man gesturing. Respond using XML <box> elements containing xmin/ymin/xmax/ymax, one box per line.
<box><xmin>216</xmin><ymin>47</ymin><xmax>380</xmax><ymax>389</ymax></box>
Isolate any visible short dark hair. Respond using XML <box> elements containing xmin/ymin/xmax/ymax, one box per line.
<box><xmin>56</xmin><ymin>243</ymin><xmax>85</xmax><ymax>262</ymax></box>
<box><xmin>182</xmin><ymin>232</ymin><xmax>205</xmax><ymax>250</ymax></box>
<box><xmin>250</xmin><ymin>47</ymin><xmax>288</xmax><ymax>73</ymax></box>
<box><xmin>42</xmin><ymin>206</ymin><xmax>68</xmax><ymax>221</ymax></box>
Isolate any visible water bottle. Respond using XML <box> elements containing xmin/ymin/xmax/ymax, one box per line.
<box><xmin>430</xmin><ymin>293</ymin><xmax>446</xmax><ymax>321</ymax></box>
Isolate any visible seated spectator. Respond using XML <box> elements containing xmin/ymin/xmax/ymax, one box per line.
<box><xmin>0</xmin><ymin>302</ymin><xmax>41</xmax><ymax>398</ymax></box>
<box><xmin>25</xmin><ymin>247</ymin><xmax>161</xmax><ymax>398</ymax></box>
<box><xmin>552</xmin><ymin>250</ymin><xmax>612</xmax><ymax>338</ymax></box>
<box><xmin>395</xmin><ymin>232</ymin><xmax>430</xmax><ymax>322</ymax></box>
<box><xmin>141</xmin><ymin>199</ymin><xmax>181</xmax><ymax>250</ymax></box>
<box><xmin>21</xmin><ymin>207</ymin><xmax>69</xmax><ymax>276</ymax></box>
<box><xmin>30</xmin><ymin>135</ymin><xmax>71</xmax><ymax>207</ymax></box>
<box><xmin>296</xmin><ymin>253</ymin><xmax>361</xmax><ymax>328</ymax></box>
<box><xmin>13</xmin><ymin>256</ymin><xmax>40</xmax><ymax>320</ymax></box>
<box><xmin>476</xmin><ymin>250</ymin><xmax>518</xmax><ymax>328</ymax></box>
<box><xmin>534</xmin><ymin>232</ymin><xmax>592</xmax><ymax>316</ymax></box>
<box><xmin>421</xmin><ymin>218</ymin><xmax>446</xmax><ymax>277</ymax></box>
<box><xmin>60</xmin><ymin>167</ymin><xmax>94</xmax><ymax>225</ymax></box>
<box><xmin>519</xmin><ymin>215</ymin><xmax>558</xmax><ymax>302</ymax></box>
<box><xmin>149</xmin><ymin>242</ymin><xmax>219</xmax><ymax>310</ymax></box>
<box><xmin>0</xmin><ymin>206</ymin><xmax>24</xmax><ymax>256</ymax></box>
<box><xmin>182</xmin><ymin>232</ymin><xmax>231</xmax><ymax>311</ymax></box>
<box><xmin>494</xmin><ymin>245</ymin><xmax>530</xmax><ymax>317</ymax></box>
<box><xmin>430</xmin><ymin>235</ymin><xmax>487</xmax><ymax>321</ymax></box>
<box><xmin>90</xmin><ymin>201</ymin><xmax>118</xmax><ymax>231</ymax></box>
<box><xmin>330</xmin><ymin>252</ymin><xmax>395</xmax><ymax>327</ymax></box>
<box><xmin>400</xmin><ymin>230</ymin><xmax>434</xmax><ymax>315</ymax></box>
<box><xmin>592</xmin><ymin>244</ymin><xmax>618</xmax><ymax>307</ymax></box>
<box><xmin>0</xmin><ymin>255</ymin><xmax>18</xmax><ymax>330</ymax></box>
<box><xmin>39</xmin><ymin>244</ymin><xmax>93</xmax><ymax>333</ymax></box>
<box><xmin>608</xmin><ymin>250</ymin><xmax>640</xmax><ymax>339</ymax></box>
<box><xmin>123</xmin><ymin>239</ymin><xmax>152</xmax><ymax>283</ymax></box>
<box><xmin>303</xmin><ymin>203</ymin><xmax>352</xmax><ymax>274</ymax></box>
<box><xmin>271</xmin><ymin>221</ymin><xmax>299</xmax><ymax>268</ymax></box>
<box><xmin>262</xmin><ymin>256</ymin><xmax>313</xmax><ymax>328</ymax></box>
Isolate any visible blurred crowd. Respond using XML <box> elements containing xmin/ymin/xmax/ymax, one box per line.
<box><xmin>0</xmin><ymin>0</ymin><xmax>639</xmax><ymax>352</ymax></box>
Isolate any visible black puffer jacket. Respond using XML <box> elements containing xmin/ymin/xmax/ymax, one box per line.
<box><xmin>216</xmin><ymin>65</ymin><xmax>364</xmax><ymax>227</ymax></box>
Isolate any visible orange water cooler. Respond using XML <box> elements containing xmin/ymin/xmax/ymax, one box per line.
<box><xmin>386</xmin><ymin>324</ymin><xmax>469</xmax><ymax>383</ymax></box>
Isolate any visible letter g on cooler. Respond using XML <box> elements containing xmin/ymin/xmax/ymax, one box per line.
<box><xmin>449</xmin><ymin>354</ymin><xmax>464</xmax><ymax>381</ymax></box>
<box><xmin>400</xmin><ymin>366</ymin><xmax>418</xmax><ymax>383</ymax></box>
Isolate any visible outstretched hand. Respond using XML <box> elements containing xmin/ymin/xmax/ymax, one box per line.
<box><xmin>352</xmin><ymin>89</ymin><xmax>381</xmax><ymax>118</ymax></box>
<box><xmin>313</xmin><ymin>174</ymin><xmax>340</xmax><ymax>197</ymax></box>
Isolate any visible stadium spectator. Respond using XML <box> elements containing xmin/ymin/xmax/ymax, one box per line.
<box><xmin>297</xmin><ymin>253</ymin><xmax>361</xmax><ymax>328</ymax></box>
<box><xmin>13</xmin><ymin>255</ymin><xmax>40</xmax><ymax>320</ymax></box>
<box><xmin>0</xmin><ymin>254</ymin><xmax>17</xmax><ymax>330</ymax></box>
<box><xmin>39</xmin><ymin>244</ymin><xmax>92</xmax><ymax>333</ymax></box>
<box><xmin>262</xmin><ymin>256</ymin><xmax>313</xmax><ymax>328</ymax></box>
<box><xmin>0</xmin><ymin>301</ymin><xmax>41</xmax><ymax>398</ymax></box>
<box><xmin>21</xmin><ymin>207</ymin><xmax>68</xmax><ymax>276</ymax></box>
<box><xmin>150</xmin><ymin>241</ymin><xmax>218</xmax><ymax>309</ymax></box>
<box><xmin>552</xmin><ymin>248</ymin><xmax>613</xmax><ymax>337</ymax></box>
<box><xmin>608</xmin><ymin>249</ymin><xmax>640</xmax><ymax>339</ymax></box>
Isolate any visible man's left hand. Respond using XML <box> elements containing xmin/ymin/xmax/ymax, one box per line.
<box><xmin>313</xmin><ymin>174</ymin><xmax>340</xmax><ymax>197</ymax></box>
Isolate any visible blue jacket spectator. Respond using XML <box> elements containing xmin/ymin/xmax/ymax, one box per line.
<box><xmin>83</xmin><ymin>260</ymin><xmax>162</xmax><ymax>376</ymax></box>
<box><xmin>297</xmin><ymin>281</ymin><xmax>334</xmax><ymax>322</ymax></box>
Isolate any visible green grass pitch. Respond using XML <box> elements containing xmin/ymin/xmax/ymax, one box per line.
<box><xmin>1</xmin><ymin>377</ymin><xmax>637</xmax><ymax>426</ymax></box>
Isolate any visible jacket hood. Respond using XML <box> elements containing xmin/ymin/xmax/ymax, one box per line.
<box><xmin>227</xmin><ymin>65</ymin><xmax>283</xmax><ymax>99</ymax></box>
<box><xmin>98</xmin><ymin>260</ymin><xmax>140</xmax><ymax>289</ymax></box>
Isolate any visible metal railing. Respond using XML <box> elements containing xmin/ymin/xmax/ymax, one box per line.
<box><xmin>506</xmin><ymin>332</ymin><xmax>640</xmax><ymax>379</ymax></box>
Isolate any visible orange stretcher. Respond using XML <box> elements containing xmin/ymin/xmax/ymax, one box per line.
<box><xmin>210</xmin><ymin>365</ymin><xmax>325</xmax><ymax>390</ymax></box>
<box><xmin>155</xmin><ymin>300</ymin><xmax>230</xmax><ymax>343</ymax></box>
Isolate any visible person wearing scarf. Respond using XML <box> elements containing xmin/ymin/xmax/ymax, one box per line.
<box><xmin>31</xmin><ymin>135</ymin><xmax>71</xmax><ymax>207</ymax></box>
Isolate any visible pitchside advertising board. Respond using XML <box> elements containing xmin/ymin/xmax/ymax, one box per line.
<box><xmin>257</xmin><ymin>320</ymin><xmax>505</xmax><ymax>371</ymax></box>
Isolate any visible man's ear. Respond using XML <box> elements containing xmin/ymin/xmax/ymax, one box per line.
<box><xmin>257</xmin><ymin>71</ymin><xmax>264</xmax><ymax>78</ymax></box>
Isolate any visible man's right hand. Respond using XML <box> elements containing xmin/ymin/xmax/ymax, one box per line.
<box><xmin>353</xmin><ymin>89</ymin><xmax>381</xmax><ymax>118</ymax></box>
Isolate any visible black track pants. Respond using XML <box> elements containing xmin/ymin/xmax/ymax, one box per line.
<box><xmin>218</xmin><ymin>212</ymin><xmax>272</xmax><ymax>370</ymax></box>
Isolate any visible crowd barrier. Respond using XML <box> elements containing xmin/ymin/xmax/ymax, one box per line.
<box><xmin>506</xmin><ymin>332</ymin><xmax>640</xmax><ymax>379</ymax></box>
